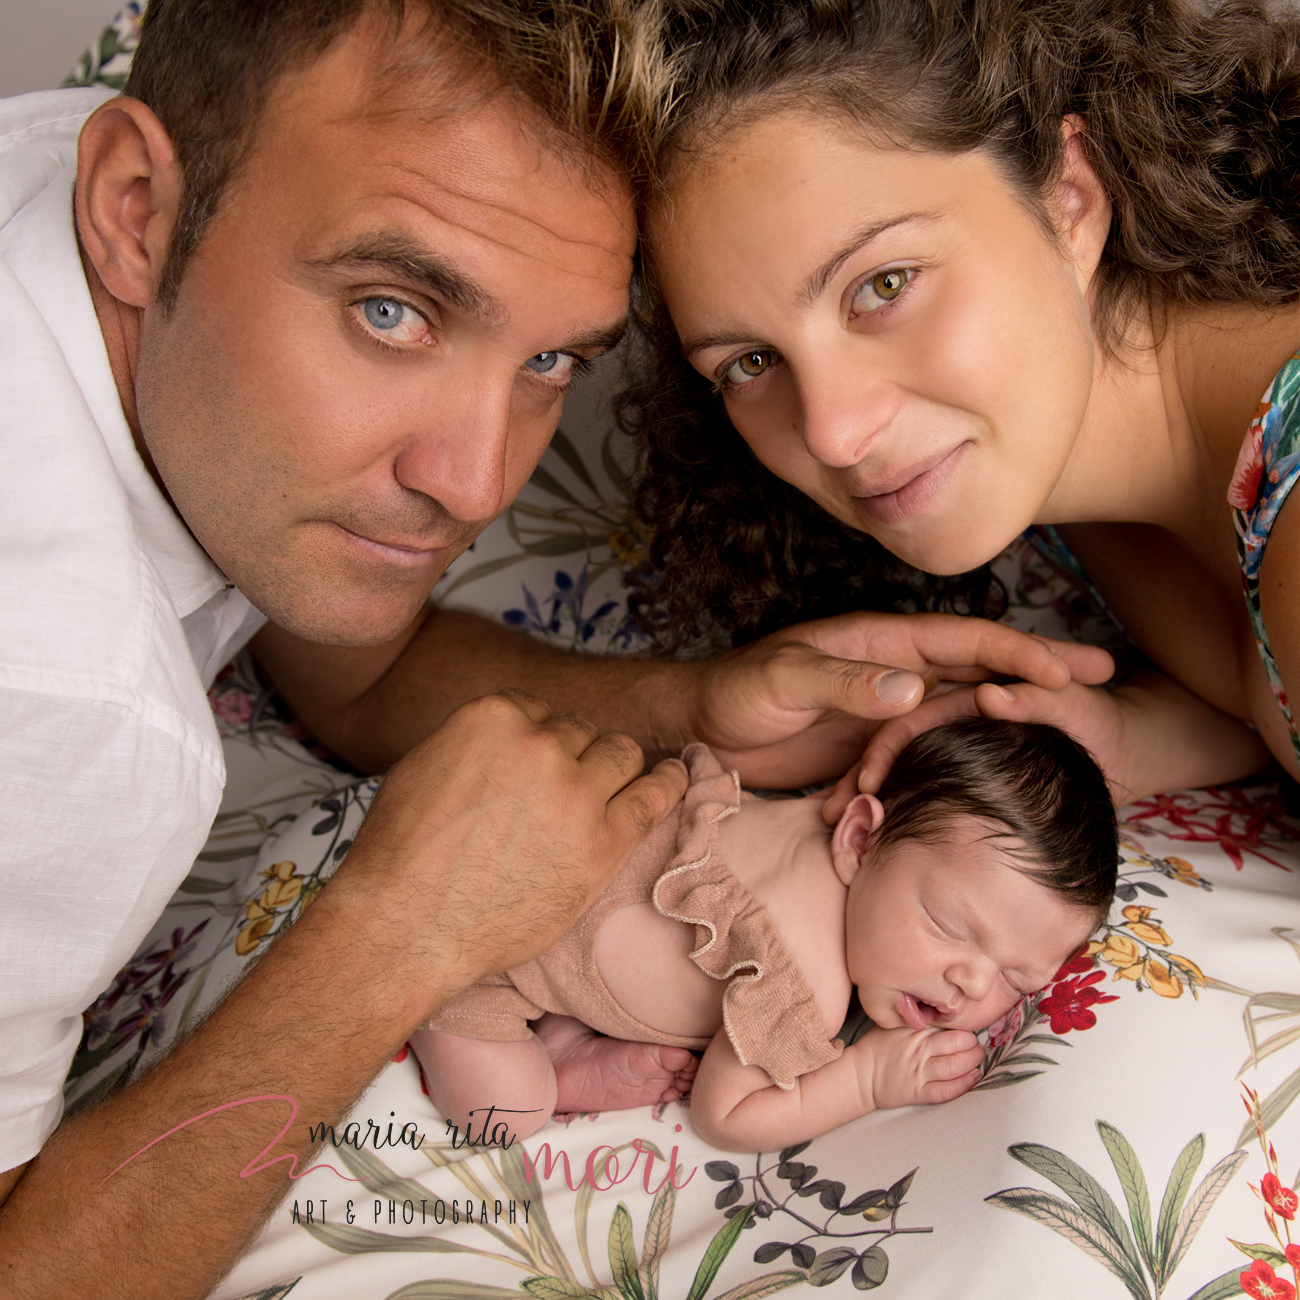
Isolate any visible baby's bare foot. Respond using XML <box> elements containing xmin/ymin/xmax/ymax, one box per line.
<box><xmin>534</xmin><ymin>1014</ymin><xmax>699</xmax><ymax>1115</ymax></box>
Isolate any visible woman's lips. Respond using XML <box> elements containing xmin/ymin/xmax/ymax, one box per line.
<box><xmin>850</xmin><ymin>442</ymin><xmax>969</xmax><ymax>527</ymax></box>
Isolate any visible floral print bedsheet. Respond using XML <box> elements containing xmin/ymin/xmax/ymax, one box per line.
<box><xmin>100</xmin><ymin>755</ymin><xmax>1300</xmax><ymax>1300</ymax></box>
<box><xmin>51</xmin><ymin>12</ymin><xmax>1300</xmax><ymax>1296</ymax></box>
<box><xmin>64</xmin><ymin>371</ymin><xmax>1300</xmax><ymax>1299</ymax></box>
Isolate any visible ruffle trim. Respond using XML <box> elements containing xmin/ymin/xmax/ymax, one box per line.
<box><xmin>652</xmin><ymin>744</ymin><xmax>843</xmax><ymax>1090</ymax></box>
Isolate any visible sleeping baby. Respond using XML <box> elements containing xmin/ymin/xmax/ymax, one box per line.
<box><xmin>410</xmin><ymin>717</ymin><xmax>1117</xmax><ymax>1153</ymax></box>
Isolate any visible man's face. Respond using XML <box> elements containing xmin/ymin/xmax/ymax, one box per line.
<box><xmin>133</xmin><ymin>21</ymin><xmax>635</xmax><ymax>646</ymax></box>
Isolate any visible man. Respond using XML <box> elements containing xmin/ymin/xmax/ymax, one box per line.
<box><xmin>0</xmin><ymin>2</ymin><xmax>1106</xmax><ymax>1295</ymax></box>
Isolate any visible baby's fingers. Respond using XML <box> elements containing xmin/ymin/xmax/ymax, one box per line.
<box><xmin>928</xmin><ymin>1042</ymin><xmax>984</xmax><ymax>1080</ymax></box>
<box><xmin>930</xmin><ymin>1028</ymin><xmax>979</xmax><ymax>1057</ymax></box>
<box><xmin>919</xmin><ymin>1067</ymin><xmax>983</xmax><ymax>1104</ymax></box>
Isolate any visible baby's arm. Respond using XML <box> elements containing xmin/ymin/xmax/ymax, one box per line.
<box><xmin>409</xmin><ymin>1027</ymin><xmax>556</xmax><ymax>1143</ymax></box>
<box><xmin>690</xmin><ymin>1025</ymin><xmax>984</xmax><ymax>1153</ymax></box>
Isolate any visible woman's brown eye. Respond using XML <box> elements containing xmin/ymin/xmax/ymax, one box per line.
<box><xmin>724</xmin><ymin>350</ymin><xmax>774</xmax><ymax>386</ymax></box>
<box><xmin>854</xmin><ymin>267</ymin><xmax>913</xmax><ymax>314</ymax></box>
<box><xmin>875</xmin><ymin>271</ymin><xmax>906</xmax><ymax>298</ymax></box>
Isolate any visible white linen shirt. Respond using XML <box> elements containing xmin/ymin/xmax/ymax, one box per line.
<box><xmin>0</xmin><ymin>89</ymin><xmax>266</xmax><ymax>1170</ymax></box>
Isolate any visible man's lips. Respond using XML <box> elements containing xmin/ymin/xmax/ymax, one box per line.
<box><xmin>850</xmin><ymin>442</ymin><xmax>969</xmax><ymax>527</ymax></box>
<box><xmin>334</xmin><ymin>523</ymin><xmax>452</xmax><ymax>569</ymax></box>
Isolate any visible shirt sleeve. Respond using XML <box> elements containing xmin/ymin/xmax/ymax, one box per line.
<box><xmin>0</xmin><ymin>686</ymin><xmax>222</xmax><ymax>1171</ymax></box>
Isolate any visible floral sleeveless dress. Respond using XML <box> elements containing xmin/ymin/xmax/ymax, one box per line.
<box><xmin>1229</xmin><ymin>351</ymin><xmax>1300</xmax><ymax>766</ymax></box>
<box><xmin>1027</xmin><ymin>350</ymin><xmax>1300</xmax><ymax>768</ymax></box>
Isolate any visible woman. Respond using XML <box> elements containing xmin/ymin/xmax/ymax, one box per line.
<box><xmin>622</xmin><ymin>0</ymin><xmax>1300</xmax><ymax>805</ymax></box>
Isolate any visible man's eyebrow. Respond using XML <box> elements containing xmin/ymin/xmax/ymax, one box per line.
<box><xmin>308</xmin><ymin>234</ymin><xmax>504</xmax><ymax>325</ymax></box>
<box><xmin>562</xmin><ymin>319</ymin><xmax>628</xmax><ymax>355</ymax></box>
<box><xmin>799</xmin><ymin>212</ymin><xmax>939</xmax><ymax>305</ymax></box>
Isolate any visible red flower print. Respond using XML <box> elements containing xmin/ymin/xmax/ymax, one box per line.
<box><xmin>1052</xmin><ymin>946</ymin><xmax>1095</xmax><ymax>981</ymax></box>
<box><xmin>1286</xmin><ymin>1244</ymin><xmax>1300</xmax><ymax>1269</ymax></box>
<box><xmin>1262</xmin><ymin>1173</ymin><xmax>1299</xmax><ymax>1220</ymax></box>
<box><xmin>1037</xmin><ymin>971</ymin><xmax>1119</xmax><ymax>1035</ymax></box>
<box><xmin>1241</xmin><ymin>1258</ymin><xmax>1296</xmax><ymax>1299</ymax></box>
<box><xmin>1229</xmin><ymin>420</ymin><xmax>1265</xmax><ymax>511</ymax></box>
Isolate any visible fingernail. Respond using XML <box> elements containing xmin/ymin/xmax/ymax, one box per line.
<box><xmin>989</xmin><ymin>685</ymin><xmax>1014</xmax><ymax>703</ymax></box>
<box><xmin>877</xmin><ymin>670</ymin><xmax>921</xmax><ymax>705</ymax></box>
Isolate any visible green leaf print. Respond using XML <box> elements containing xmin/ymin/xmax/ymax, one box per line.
<box><xmin>686</xmin><ymin>1205</ymin><xmax>756</xmax><ymax>1300</ymax></box>
<box><xmin>988</xmin><ymin>1123</ymin><xmax>1248</xmax><ymax>1300</ymax></box>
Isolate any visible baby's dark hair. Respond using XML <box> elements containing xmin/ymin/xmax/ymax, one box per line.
<box><xmin>873</xmin><ymin>717</ymin><xmax>1117</xmax><ymax>921</ymax></box>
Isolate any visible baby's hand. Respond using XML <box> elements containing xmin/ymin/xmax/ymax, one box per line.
<box><xmin>854</xmin><ymin>1026</ymin><xmax>984</xmax><ymax>1110</ymax></box>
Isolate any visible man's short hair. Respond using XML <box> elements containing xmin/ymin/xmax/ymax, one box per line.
<box><xmin>124</xmin><ymin>0</ymin><xmax>666</xmax><ymax>307</ymax></box>
<box><xmin>874</xmin><ymin>717</ymin><xmax>1119</xmax><ymax>924</ymax></box>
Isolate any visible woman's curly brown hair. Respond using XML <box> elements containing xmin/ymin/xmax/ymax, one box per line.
<box><xmin>618</xmin><ymin>0</ymin><xmax>1300</xmax><ymax>652</ymax></box>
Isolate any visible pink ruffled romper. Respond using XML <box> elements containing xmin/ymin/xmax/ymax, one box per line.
<box><xmin>422</xmin><ymin>745</ymin><xmax>843</xmax><ymax>1089</ymax></box>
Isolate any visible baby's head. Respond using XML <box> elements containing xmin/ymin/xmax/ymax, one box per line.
<box><xmin>831</xmin><ymin>717</ymin><xmax>1117</xmax><ymax>1034</ymax></box>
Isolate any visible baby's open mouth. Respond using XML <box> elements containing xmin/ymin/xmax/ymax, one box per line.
<box><xmin>899</xmin><ymin>993</ymin><xmax>942</xmax><ymax>1030</ymax></box>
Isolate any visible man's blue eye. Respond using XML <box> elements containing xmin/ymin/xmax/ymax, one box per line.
<box><xmin>364</xmin><ymin>298</ymin><xmax>405</xmax><ymax>330</ymax></box>
<box><xmin>526</xmin><ymin>352</ymin><xmax>559</xmax><ymax>373</ymax></box>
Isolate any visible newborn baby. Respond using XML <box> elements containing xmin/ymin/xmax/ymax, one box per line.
<box><xmin>411</xmin><ymin>718</ymin><xmax>1117</xmax><ymax>1153</ymax></box>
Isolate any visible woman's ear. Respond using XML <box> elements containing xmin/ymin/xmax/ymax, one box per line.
<box><xmin>1053</xmin><ymin>114</ymin><xmax>1111</xmax><ymax>289</ymax></box>
<box><xmin>75</xmin><ymin>97</ymin><xmax>183</xmax><ymax>310</ymax></box>
<box><xmin>830</xmin><ymin>793</ymin><xmax>884</xmax><ymax>886</ymax></box>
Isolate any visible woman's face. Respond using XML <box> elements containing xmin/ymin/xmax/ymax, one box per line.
<box><xmin>650</xmin><ymin>110</ymin><xmax>1102</xmax><ymax>575</ymax></box>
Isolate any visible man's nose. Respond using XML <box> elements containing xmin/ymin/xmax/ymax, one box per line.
<box><xmin>795</xmin><ymin>365</ymin><xmax>901</xmax><ymax>469</ymax></box>
<box><xmin>394</xmin><ymin>374</ymin><xmax>514</xmax><ymax>522</ymax></box>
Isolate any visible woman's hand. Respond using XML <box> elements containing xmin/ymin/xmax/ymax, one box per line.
<box><xmin>685</xmin><ymin>611</ymin><xmax>1114</xmax><ymax>789</ymax></box>
<box><xmin>824</xmin><ymin>670</ymin><xmax>1273</xmax><ymax>818</ymax></box>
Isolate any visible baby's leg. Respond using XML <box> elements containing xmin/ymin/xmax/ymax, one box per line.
<box><xmin>408</xmin><ymin>1028</ymin><xmax>556</xmax><ymax>1144</ymax></box>
<box><xmin>534</xmin><ymin>1014</ymin><xmax>699</xmax><ymax>1115</ymax></box>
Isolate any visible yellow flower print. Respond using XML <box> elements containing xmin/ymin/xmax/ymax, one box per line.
<box><xmin>1164</xmin><ymin>856</ymin><xmax>1203</xmax><ymax>887</ymax></box>
<box><xmin>1121</xmin><ymin>905</ymin><xmax>1172</xmax><ymax>947</ymax></box>
<box><xmin>1165</xmin><ymin>952</ymin><xmax>1206</xmax><ymax>998</ymax></box>
<box><xmin>235</xmin><ymin>915</ymin><xmax>274</xmax><ymax>956</ymax></box>
<box><xmin>1143</xmin><ymin>959</ymin><xmax>1183</xmax><ymax>999</ymax></box>
<box><xmin>608</xmin><ymin>528</ymin><xmax>646</xmax><ymax>571</ymax></box>
<box><xmin>257</xmin><ymin>860</ymin><xmax>303</xmax><ymax>911</ymax></box>
<box><xmin>236</xmin><ymin>861</ymin><xmax>306</xmax><ymax>957</ymax></box>
<box><xmin>1092</xmin><ymin>934</ymin><xmax>1145</xmax><ymax>979</ymax></box>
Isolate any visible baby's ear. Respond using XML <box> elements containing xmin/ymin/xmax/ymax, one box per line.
<box><xmin>830</xmin><ymin>794</ymin><xmax>884</xmax><ymax>886</ymax></box>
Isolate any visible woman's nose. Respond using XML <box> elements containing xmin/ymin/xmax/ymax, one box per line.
<box><xmin>795</xmin><ymin>367</ymin><xmax>902</xmax><ymax>468</ymax></box>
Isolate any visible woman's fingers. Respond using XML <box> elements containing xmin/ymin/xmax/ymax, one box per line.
<box><xmin>828</xmin><ymin>687</ymin><xmax>983</xmax><ymax>816</ymax></box>
<box><xmin>823</xmin><ymin>762</ymin><xmax>864</xmax><ymax>824</ymax></box>
<box><xmin>797</xmin><ymin>612</ymin><xmax>1113</xmax><ymax>693</ymax></box>
<box><xmin>1040</xmin><ymin>639</ymin><xmax>1114</xmax><ymax>685</ymax></box>
<box><xmin>823</xmin><ymin>658</ymin><xmax>1120</xmax><ymax>823</ymax></box>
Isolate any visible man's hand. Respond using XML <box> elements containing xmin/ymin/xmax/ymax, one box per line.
<box><xmin>0</xmin><ymin>694</ymin><xmax>685</xmax><ymax>1300</ymax></box>
<box><xmin>327</xmin><ymin>690</ymin><xmax>689</xmax><ymax>1019</ymax></box>
<box><xmin>855</xmin><ymin>1025</ymin><xmax>984</xmax><ymax>1111</ymax></box>
<box><xmin>686</xmin><ymin>612</ymin><xmax>1114</xmax><ymax>788</ymax></box>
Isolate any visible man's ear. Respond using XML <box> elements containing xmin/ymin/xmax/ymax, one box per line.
<box><xmin>1053</xmin><ymin>114</ymin><xmax>1111</xmax><ymax>290</ymax></box>
<box><xmin>830</xmin><ymin>793</ymin><xmax>884</xmax><ymax>886</ymax></box>
<box><xmin>76</xmin><ymin>97</ymin><xmax>183</xmax><ymax>309</ymax></box>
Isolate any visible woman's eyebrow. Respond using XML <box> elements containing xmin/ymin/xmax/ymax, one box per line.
<box><xmin>799</xmin><ymin>211</ymin><xmax>940</xmax><ymax>305</ymax></box>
